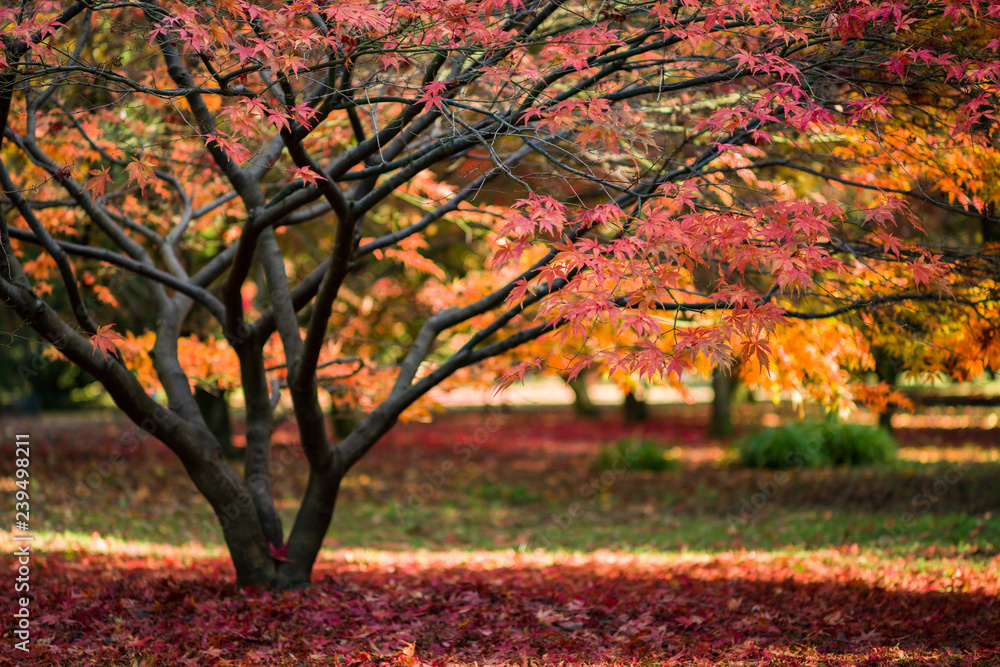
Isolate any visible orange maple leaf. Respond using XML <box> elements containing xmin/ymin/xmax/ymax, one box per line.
<box><xmin>125</xmin><ymin>157</ymin><xmax>155</xmax><ymax>195</ymax></box>
<box><xmin>85</xmin><ymin>166</ymin><xmax>114</xmax><ymax>201</ymax></box>
<box><xmin>90</xmin><ymin>323</ymin><xmax>124</xmax><ymax>360</ymax></box>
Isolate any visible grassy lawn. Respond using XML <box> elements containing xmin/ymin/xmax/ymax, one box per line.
<box><xmin>27</xmin><ymin>406</ymin><xmax>999</xmax><ymax>558</ymax></box>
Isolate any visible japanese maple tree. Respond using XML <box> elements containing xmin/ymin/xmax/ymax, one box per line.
<box><xmin>2</xmin><ymin>0</ymin><xmax>999</xmax><ymax>587</ymax></box>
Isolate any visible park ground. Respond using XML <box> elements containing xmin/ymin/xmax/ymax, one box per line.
<box><xmin>1</xmin><ymin>397</ymin><xmax>999</xmax><ymax>665</ymax></box>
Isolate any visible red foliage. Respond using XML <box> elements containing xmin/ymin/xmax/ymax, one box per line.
<box><xmin>3</xmin><ymin>549</ymin><xmax>998</xmax><ymax>665</ymax></box>
<box><xmin>89</xmin><ymin>324</ymin><xmax>124</xmax><ymax>361</ymax></box>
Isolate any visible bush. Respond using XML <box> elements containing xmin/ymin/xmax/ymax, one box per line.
<box><xmin>737</xmin><ymin>421</ymin><xmax>896</xmax><ymax>469</ymax></box>
<box><xmin>737</xmin><ymin>422</ymin><xmax>827</xmax><ymax>469</ymax></box>
<box><xmin>594</xmin><ymin>438</ymin><xmax>679</xmax><ymax>472</ymax></box>
<box><xmin>820</xmin><ymin>421</ymin><xmax>897</xmax><ymax>466</ymax></box>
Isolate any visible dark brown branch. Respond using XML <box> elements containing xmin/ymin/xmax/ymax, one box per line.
<box><xmin>0</xmin><ymin>160</ymin><xmax>99</xmax><ymax>334</ymax></box>
<box><xmin>5</xmin><ymin>227</ymin><xmax>226</xmax><ymax>323</ymax></box>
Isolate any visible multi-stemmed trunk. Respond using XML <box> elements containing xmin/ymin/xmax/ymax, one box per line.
<box><xmin>170</xmin><ymin>447</ymin><xmax>343</xmax><ymax>587</ymax></box>
<box><xmin>0</xmin><ymin>262</ymin><xmax>342</xmax><ymax>588</ymax></box>
<box><xmin>173</xmin><ymin>415</ymin><xmax>360</xmax><ymax>588</ymax></box>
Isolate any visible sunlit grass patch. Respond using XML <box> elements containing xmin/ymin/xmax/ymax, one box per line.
<box><xmin>895</xmin><ymin>412</ymin><xmax>1000</xmax><ymax>429</ymax></box>
<box><xmin>16</xmin><ymin>530</ymin><xmax>228</xmax><ymax>560</ymax></box>
<box><xmin>897</xmin><ymin>445</ymin><xmax>1000</xmax><ymax>463</ymax></box>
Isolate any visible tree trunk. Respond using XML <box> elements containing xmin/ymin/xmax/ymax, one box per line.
<box><xmin>623</xmin><ymin>389</ymin><xmax>648</xmax><ymax>424</ymax></box>
<box><xmin>194</xmin><ymin>386</ymin><xmax>242</xmax><ymax>460</ymax></box>
<box><xmin>709</xmin><ymin>366</ymin><xmax>735</xmax><ymax>437</ymax></box>
<box><xmin>164</xmin><ymin>429</ymin><xmax>277</xmax><ymax>586</ymax></box>
<box><xmin>181</xmin><ymin>422</ymin><xmax>345</xmax><ymax>589</ymax></box>
<box><xmin>873</xmin><ymin>347</ymin><xmax>901</xmax><ymax>433</ymax></box>
<box><xmin>982</xmin><ymin>203</ymin><xmax>1000</xmax><ymax>245</ymax></box>
<box><xmin>277</xmin><ymin>467</ymin><xmax>343</xmax><ymax>587</ymax></box>
<box><xmin>567</xmin><ymin>373</ymin><xmax>599</xmax><ymax>418</ymax></box>
<box><xmin>330</xmin><ymin>401</ymin><xmax>361</xmax><ymax>441</ymax></box>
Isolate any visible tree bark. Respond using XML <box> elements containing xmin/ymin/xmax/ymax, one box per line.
<box><xmin>194</xmin><ymin>386</ymin><xmax>242</xmax><ymax>460</ymax></box>
<box><xmin>277</xmin><ymin>466</ymin><xmax>343</xmax><ymax>587</ymax></box>
<box><xmin>567</xmin><ymin>373</ymin><xmax>599</xmax><ymax>418</ymax></box>
<box><xmin>873</xmin><ymin>347</ymin><xmax>901</xmax><ymax>433</ymax></box>
<box><xmin>330</xmin><ymin>400</ymin><xmax>361</xmax><ymax>440</ymax></box>
<box><xmin>709</xmin><ymin>366</ymin><xmax>736</xmax><ymax>437</ymax></box>
<box><xmin>982</xmin><ymin>203</ymin><xmax>1000</xmax><ymax>245</ymax></box>
<box><xmin>623</xmin><ymin>389</ymin><xmax>648</xmax><ymax>424</ymax></box>
<box><xmin>180</xmin><ymin>444</ymin><xmax>278</xmax><ymax>587</ymax></box>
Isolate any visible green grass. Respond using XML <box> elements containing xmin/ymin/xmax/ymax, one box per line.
<box><xmin>26</xmin><ymin>409</ymin><xmax>999</xmax><ymax>583</ymax></box>
<box><xmin>43</xmin><ymin>455</ymin><xmax>1000</xmax><ymax>565</ymax></box>
<box><xmin>378</xmin><ymin>499</ymin><xmax>998</xmax><ymax>558</ymax></box>
<box><xmin>40</xmin><ymin>501</ymin><xmax>999</xmax><ymax>579</ymax></box>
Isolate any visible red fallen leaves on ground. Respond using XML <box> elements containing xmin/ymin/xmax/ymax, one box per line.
<box><xmin>382</xmin><ymin>410</ymin><xmax>707</xmax><ymax>456</ymax></box>
<box><xmin>2</xmin><ymin>549</ymin><xmax>998</xmax><ymax>666</ymax></box>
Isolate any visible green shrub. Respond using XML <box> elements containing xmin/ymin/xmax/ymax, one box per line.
<box><xmin>737</xmin><ymin>422</ymin><xmax>827</xmax><ymax>469</ymax></box>
<box><xmin>820</xmin><ymin>421</ymin><xmax>897</xmax><ymax>466</ymax></box>
<box><xmin>737</xmin><ymin>421</ymin><xmax>896</xmax><ymax>469</ymax></box>
<box><xmin>594</xmin><ymin>438</ymin><xmax>679</xmax><ymax>472</ymax></box>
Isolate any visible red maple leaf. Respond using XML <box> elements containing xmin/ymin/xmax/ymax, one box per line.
<box><xmin>268</xmin><ymin>541</ymin><xmax>293</xmax><ymax>562</ymax></box>
<box><xmin>417</xmin><ymin>80</ymin><xmax>449</xmax><ymax>111</ymax></box>
<box><xmin>287</xmin><ymin>165</ymin><xmax>326</xmax><ymax>187</ymax></box>
<box><xmin>90</xmin><ymin>323</ymin><xmax>124</xmax><ymax>360</ymax></box>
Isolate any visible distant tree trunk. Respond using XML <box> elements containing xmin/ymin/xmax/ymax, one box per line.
<box><xmin>982</xmin><ymin>203</ymin><xmax>1000</xmax><ymax>245</ymax></box>
<box><xmin>878</xmin><ymin>407</ymin><xmax>894</xmax><ymax>431</ymax></box>
<box><xmin>978</xmin><ymin>205</ymin><xmax>998</xmax><ymax>445</ymax></box>
<box><xmin>709</xmin><ymin>366</ymin><xmax>735</xmax><ymax>437</ymax></box>
<box><xmin>623</xmin><ymin>389</ymin><xmax>648</xmax><ymax>424</ymax></box>
<box><xmin>194</xmin><ymin>386</ymin><xmax>242</xmax><ymax>460</ymax></box>
<box><xmin>872</xmin><ymin>347</ymin><xmax>901</xmax><ymax>433</ymax></box>
<box><xmin>330</xmin><ymin>400</ymin><xmax>361</xmax><ymax>441</ymax></box>
<box><xmin>567</xmin><ymin>373</ymin><xmax>599</xmax><ymax>418</ymax></box>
